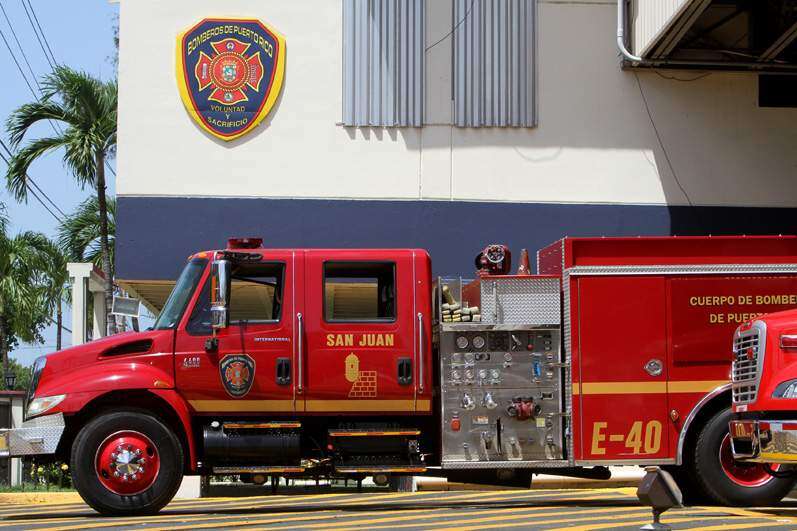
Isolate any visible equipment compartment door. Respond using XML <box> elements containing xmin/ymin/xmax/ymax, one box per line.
<box><xmin>576</xmin><ymin>276</ymin><xmax>670</xmax><ymax>462</ymax></box>
<box><xmin>175</xmin><ymin>251</ymin><xmax>300</xmax><ymax>414</ymax></box>
<box><xmin>302</xmin><ymin>251</ymin><xmax>419</xmax><ymax>413</ymax></box>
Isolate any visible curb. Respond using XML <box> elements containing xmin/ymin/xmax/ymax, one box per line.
<box><xmin>0</xmin><ymin>492</ymin><xmax>83</xmax><ymax>506</ymax></box>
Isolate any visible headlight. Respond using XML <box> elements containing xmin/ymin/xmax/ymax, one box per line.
<box><xmin>26</xmin><ymin>394</ymin><xmax>66</xmax><ymax>418</ymax></box>
<box><xmin>773</xmin><ymin>379</ymin><xmax>797</xmax><ymax>399</ymax></box>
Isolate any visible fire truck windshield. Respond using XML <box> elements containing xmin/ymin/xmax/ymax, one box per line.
<box><xmin>153</xmin><ymin>258</ymin><xmax>208</xmax><ymax>330</ymax></box>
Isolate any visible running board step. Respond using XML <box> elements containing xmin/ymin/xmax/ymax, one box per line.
<box><xmin>223</xmin><ymin>421</ymin><xmax>301</xmax><ymax>430</ymax></box>
<box><xmin>213</xmin><ymin>466</ymin><xmax>306</xmax><ymax>474</ymax></box>
<box><xmin>335</xmin><ymin>466</ymin><xmax>427</xmax><ymax>474</ymax></box>
<box><xmin>329</xmin><ymin>429</ymin><xmax>421</xmax><ymax>437</ymax></box>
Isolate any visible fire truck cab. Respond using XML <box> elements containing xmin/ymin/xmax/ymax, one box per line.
<box><xmin>4</xmin><ymin>235</ymin><xmax>797</xmax><ymax>515</ymax></box>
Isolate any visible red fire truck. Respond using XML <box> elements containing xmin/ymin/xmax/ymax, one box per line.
<box><xmin>729</xmin><ymin>308</ymin><xmax>797</xmax><ymax>479</ymax></box>
<box><xmin>3</xmin><ymin>235</ymin><xmax>797</xmax><ymax>515</ymax></box>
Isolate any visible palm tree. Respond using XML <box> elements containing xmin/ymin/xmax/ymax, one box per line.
<box><xmin>5</xmin><ymin>66</ymin><xmax>118</xmax><ymax>334</ymax></box>
<box><xmin>0</xmin><ymin>207</ymin><xmax>53</xmax><ymax>387</ymax></box>
<box><xmin>38</xmin><ymin>238</ymin><xmax>69</xmax><ymax>351</ymax></box>
<box><xmin>57</xmin><ymin>196</ymin><xmax>115</xmax><ymax>271</ymax></box>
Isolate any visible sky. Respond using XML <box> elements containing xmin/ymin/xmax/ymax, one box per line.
<box><xmin>0</xmin><ymin>0</ymin><xmax>119</xmax><ymax>365</ymax></box>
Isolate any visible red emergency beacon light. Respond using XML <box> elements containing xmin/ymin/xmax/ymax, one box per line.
<box><xmin>227</xmin><ymin>237</ymin><xmax>263</xmax><ymax>249</ymax></box>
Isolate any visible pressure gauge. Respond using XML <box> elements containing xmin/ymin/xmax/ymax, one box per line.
<box><xmin>478</xmin><ymin>369</ymin><xmax>488</xmax><ymax>379</ymax></box>
<box><xmin>465</xmin><ymin>369</ymin><xmax>475</xmax><ymax>380</ymax></box>
<box><xmin>491</xmin><ymin>369</ymin><xmax>501</xmax><ymax>379</ymax></box>
<box><xmin>451</xmin><ymin>370</ymin><xmax>461</xmax><ymax>381</ymax></box>
<box><xmin>504</xmin><ymin>353</ymin><xmax>513</xmax><ymax>362</ymax></box>
<box><xmin>472</xmin><ymin>336</ymin><xmax>486</xmax><ymax>349</ymax></box>
<box><xmin>456</xmin><ymin>336</ymin><xmax>469</xmax><ymax>349</ymax></box>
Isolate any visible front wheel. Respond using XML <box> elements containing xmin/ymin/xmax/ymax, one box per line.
<box><xmin>71</xmin><ymin>410</ymin><xmax>184</xmax><ymax>515</ymax></box>
<box><xmin>691</xmin><ymin>408</ymin><xmax>795</xmax><ymax>506</ymax></box>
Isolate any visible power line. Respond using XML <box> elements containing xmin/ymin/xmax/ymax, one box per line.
<box><xmin>19</xmin><ymin>0</ymin><xmax>53</xmax><ymax>70</ymax></box>
<box><xmin>0</xmin><ymin>25</ymin><xmax>37</xmax><ymax>98</ymax></box>
<box><xmin>0</xmin><ymin>137</ymin><xmax>65</xmax><ymax>218</ymax></box>
<box><xmin>23</xmin><ymin>0</ymin><xmax>54</xmax><ymax>67</ymax></box>
<box><xmin>0</xmin><ymin>0</ymin><xmax>41</xmax><ymax>93</ymax></box>
<box><xmin>0</xmin><ymin>138</ymin><xmax>65</xmax><ymax>222</ymax></box>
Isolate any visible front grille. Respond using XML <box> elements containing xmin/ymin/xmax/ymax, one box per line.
<box><xmin>732</xmin><ymin>327</ymin><xmax>762</xmax><ymax>405</ymax></box>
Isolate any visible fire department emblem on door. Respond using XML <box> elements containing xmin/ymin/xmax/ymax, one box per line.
<box><xmin>176</xmin><ymin>18</ymin><xmax>286</xmax><ymax>141</ymax></box>
<box><xmin>219</xmin><ymin>354</ymin><xmax>256</xmax><ymax>398</ymax></box>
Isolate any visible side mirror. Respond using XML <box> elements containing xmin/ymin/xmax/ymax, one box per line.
<box><xmin>211</xmin><ymin>259</ymin><xmax>231</xmax><ymax>329</ymax></box>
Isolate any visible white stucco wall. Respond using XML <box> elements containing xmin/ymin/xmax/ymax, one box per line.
<box><xmin>117</xmin><ymin>0</ymin><xmax>797</xmax><ymax>208</ymax></box>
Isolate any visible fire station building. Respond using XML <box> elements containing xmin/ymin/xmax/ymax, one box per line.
<box><xmin>115</xmin><ymin>0</ymin><xmax>797</xmax><ymax>309</ymax></box>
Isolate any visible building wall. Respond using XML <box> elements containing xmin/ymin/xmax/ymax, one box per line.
<box><xmin>116</xmin><ymin>0</ymin><xmax>797</xmax><ymax>279</ymax></box>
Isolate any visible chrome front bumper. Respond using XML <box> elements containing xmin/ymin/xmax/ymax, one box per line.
<box><xmin>730</xmin><ymin>419</ymin><xmax>797</xmax><ymax>463</ymax></box>
<box><xmin>0</xmin><ymin>413</ymin><xmax>65</xmax><ymax>457</ymax></box>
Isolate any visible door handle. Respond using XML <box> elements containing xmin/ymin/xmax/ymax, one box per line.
<box><xmin>276</xmin><ymin>357</ymin><xmax>291</xmax><ymax>385</ymax></box>
<box><xmin>398</xmin><ymin>358</ymin><xmax>412</xmax><ymax>385</ymax></box>
<box><xmin>296</xmin><ymin>312</ymin><xmax>304</xmax><ymax>393</ymax></box>
<box><xmin>417</xmin><ymin>312</ymin><xmax>424</xmax><ymax>393</ymax></box>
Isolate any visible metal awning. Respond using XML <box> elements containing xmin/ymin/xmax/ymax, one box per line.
<box><xmin>117</xmin><ymin>280</ymin><xmax>175</xmax><ymax>314</ymax></box>
<box><xmin>622</xmin><ymin>0</ymin><xmax>797</xmax><ymax>71</ymax></box>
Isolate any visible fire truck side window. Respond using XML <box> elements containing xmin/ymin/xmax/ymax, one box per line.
<box><xmin>229</xmin><ymin>262</ymin><xmax>284</xmax><ymax>323</ymax></box>
<box><xmin>186</xmin><ymin>262</ymin><xmax>284</xmax><ymax>334</ymax></box>
<box><xmin>323</xmin><ymin>262</ymin><xmax>395</xmax><ymax>322</ymax></box>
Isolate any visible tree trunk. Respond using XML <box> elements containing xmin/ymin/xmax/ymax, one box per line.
<box><xmin>0</xmin><ymin>314</ymin><xmax>8</xmax><ymax>389</ymax></box>
<box><xmin>56</xmin><ymin>303</ymin><xmax>62</xmax><ymax>351</ymax></box>
<box><xmin>95</xmin><ymin>150</ymin><xmax>117</xmax><ymax>335</ymax></box>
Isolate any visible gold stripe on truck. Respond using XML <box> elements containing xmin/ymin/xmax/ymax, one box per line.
<box><xmin>572</xmin><ymin>380</ymin><xmax>728</xmax><ymax>396</ymax></box>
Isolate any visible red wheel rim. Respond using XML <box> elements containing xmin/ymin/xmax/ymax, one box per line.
<box><xmin>95</xmin><ymin>430</ymin><xmax>160</xmax><ymax>495</ymax></box>
<box><xmin>719</xmin><ymin>433</ymin><xmax>776</xmax><ymax>488</ymax></box>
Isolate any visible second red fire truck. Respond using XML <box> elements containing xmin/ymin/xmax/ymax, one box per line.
<box><xmin>3</xmin><ymin>235</ymin><xmax>797</xmax><ymax>515</ymax></box>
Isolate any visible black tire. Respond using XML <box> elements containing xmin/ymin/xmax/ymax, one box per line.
<box><xmin>691</xmin><ymin>408</ymin><xmax>795</xmax><ymax>506</ymax></box>
<box><xmin>661</xmin><ymin>465</ymin><xmax>706</xmax><ymax>506</ymax></box>
<box><xmin>71</xmin><ymin>410</ymin><xmax>184</xmax><ymax>516</ymax></box>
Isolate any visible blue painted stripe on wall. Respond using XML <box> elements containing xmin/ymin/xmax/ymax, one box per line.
<box><xmin>116</xmin><ymin>196</ymin><xmax>797</xmax><ymax>280</ymax></box>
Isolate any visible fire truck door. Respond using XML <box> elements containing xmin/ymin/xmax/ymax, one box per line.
<box><xmin>175</xmin><ymin>253</ymin><xmax>300</xmax><ymax>413</ymax></box>
<box><xmin>577</xmin><ymin>276</ymin><xmax>670</xmax><ymax>462</ymax></box>
<box><xmin>301</xmin><ymin>252</ymin><xmax>418</xmax><ymax>413</ymax></box>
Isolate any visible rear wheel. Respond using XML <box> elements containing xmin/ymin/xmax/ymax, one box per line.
<box><xmin>691</xmin><ymin>408</ymin><xmax>794</xmax><ymax>506</ymax></box>
<box><xmin>71</xmin><ymin>410</ymin><xmax>184</xmax><ymax>516</ymax></box>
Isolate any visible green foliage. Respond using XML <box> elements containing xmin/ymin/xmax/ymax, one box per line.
<box><xmin>58</xmin><ymin>196</ymin><xmax>115</xmax><ymax>272</ymax></box>
<box><xmin>28</xmin><ymin>460</ymin><xmax>72</xmax><ymax>490</ymax></box>
<box><xmin>4</xmin><ymin>65</ymin><xmax>118</xmax><ymax>335</ymax></box>
<box><xmin>5</xmin><ymin>357</ymin><xmax>32</xmax><ymax>391</ymax></box>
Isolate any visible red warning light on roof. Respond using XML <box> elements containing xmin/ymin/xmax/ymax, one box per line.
<box><xmin>228</xmin><ymin>237</ymin><xmax>263</xmax><ymax>249</ymax></box>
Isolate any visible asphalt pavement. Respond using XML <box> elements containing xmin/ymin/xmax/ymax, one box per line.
<box><xmin>0</xmin><ymin>487</ymin><xmax>795</xmax><ymax>530</ymax></box>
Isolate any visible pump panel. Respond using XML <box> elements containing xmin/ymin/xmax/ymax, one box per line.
<box><xmin>437</xmin><ymin>278</ymin><xmax>566</xmax><ymax>468</ymax></box>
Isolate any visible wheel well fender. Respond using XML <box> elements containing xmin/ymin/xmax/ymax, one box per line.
<box><xmin>676</xmin><ymin>383</ymin><xmax>731</xmax><ymax>466</ymax></box>
<box><xmin>60</xmin><ymin>389</ymin><xmax>197</xmax><ymax>473</ymax></box>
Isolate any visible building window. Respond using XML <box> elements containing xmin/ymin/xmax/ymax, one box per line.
<box><xmin>342</xmin><ymin>0</ymin><xmax>424</xmax><ymax>127</ymax></box>
<box><xmin>453</xmin><ymin>0</ymin><xmax>537</xmax><ymax>127</ymax></box>
<box><xmin>324</xmin><ymin>262</ymin><xmax>396</xmax><ymax>322</ymax></box>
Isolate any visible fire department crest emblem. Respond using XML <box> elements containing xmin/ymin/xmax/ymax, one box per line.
<box><xmin>219</xmin><ymin>354</ymin><xmax>256</xmax><ymax>398</ymax></box>
<box><xmin>176</xmin><ymin>18</ymin><xmax>286</xmax><ymax>141</ymax></box>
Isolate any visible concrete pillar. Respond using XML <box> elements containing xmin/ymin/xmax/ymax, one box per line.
<box><xmin>67</xmin><ymin>263</ymin><xmax>108</xmax><ymax>345</ymax></box>
<box><xmin>93</xmin><ymin>291</ymin><xmax>106</xmax><ymax>340</ymax></box>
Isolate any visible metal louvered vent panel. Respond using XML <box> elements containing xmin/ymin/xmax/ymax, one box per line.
<box><xmin>342</xmin><ymin>0</ymin><xmax>424</xmax><ymax>127</ymax></box>
<box><xmin>454</xmin><ymin>0</ymin><xmax>537</xmax><ymax>128</ymax></box>
<box><xmin>732</xmin><ymin>325</ymin><xmax>764</xmax><ymax>405</ymax></box>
